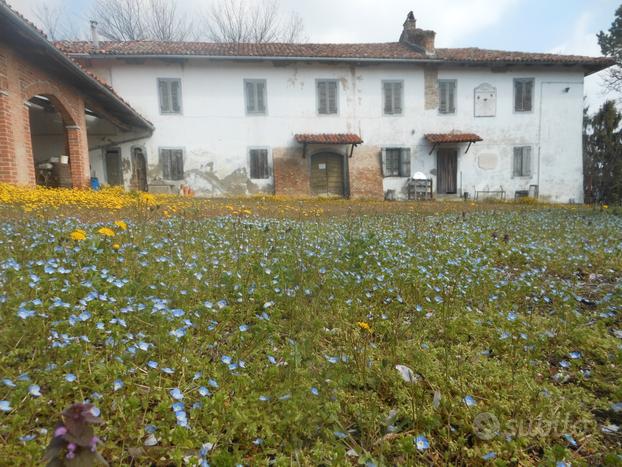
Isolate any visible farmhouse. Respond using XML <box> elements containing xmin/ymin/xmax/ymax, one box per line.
<box><xmin>0</xmin><ymin>2</ymin><xmax>613</xmax><ymax>201</ymax></box>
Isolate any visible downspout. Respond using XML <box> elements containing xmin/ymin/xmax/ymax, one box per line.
<box><xmin>537</xmin><ymin>81</ymin><xmax>543</xmax><ymax>197</ymax></box>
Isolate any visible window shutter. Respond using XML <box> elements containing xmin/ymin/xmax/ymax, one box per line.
<box><xmin>328</xmin><ymin>81</ymin><xmax>337</xmax><ymax>114</ymax></box>
<box><xmin>260</xmin><ymin>149</ymin><xmax>269</xmax><ymax>178</ymax></box>
<box><xmin>245</xmin><ymin>81</ymin><xmax>255</xmax><ymax>112</ymax></box>
<box><xmin>383</xmin><ymin>83</ymin><xmax>392</xmax><ymax>114</ymax></box>
<box><xmin>159</xmin><ymin>149</ymin><xmax>169</xmax><ymax>179</ymax></box>
<box><xmin>524</xmin><ymin>147</ymin><xmax>532</xmax><ymax>177</ymax></box>
<box><xmin>170</xmin><ymin>81</ymin><xmax>180</xmax><ymax>113</ymax></box>
<box><xmin>448</xmin><ymin>82</ymin><xmax>455</xmax><ymax>113</ymax></box>
<box><xmin>439</xmin><ymin>82</ymin><xmax>447</xmax><ymax>113</ymax></box>
<box><xmin>515</xmin><ymin>81</ymin><xmax>523</xmax><ymax>111</ymax></box>
<box><xmin>512</xmin><ymin>147</ymin><xmax>521</xmax><ymax>177</ymax></box>
<box><xmin>524</xmin><ymin>80</ymin><xmax>533</xmax><ymax>111</ymax></box>
<box><xmin>400</xmin><ymin>148</ymin><xmax>411</xmax><ymax>177</ymax></box>
<box><xmin>381</xmin><ymin>148</ymin><xmax>387</xmax><ymax>177</ymax></box>
<box><xmin>257</xmin><ymin>82</ymin><xmax>265</xmax><ymax>113</ymax></box>
<box><xmin>394</xmin><ymin>83</ymin><xmax>402</xmax><ymax>114</ymax></box>
<box><xmin>318</xmin><ymin>81</ymin><xmax>327</xmax><ymax>114</ymax></box>
<box><xmin>159</xmin><ymin>80</ymin><xmax>169</xmax><ymax>113</ymax></box>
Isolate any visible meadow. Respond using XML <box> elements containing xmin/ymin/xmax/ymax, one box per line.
<box><xmin>0</xmin><ymin>184</ymin><xmax>620</xmax><ymax>466</ymax></box>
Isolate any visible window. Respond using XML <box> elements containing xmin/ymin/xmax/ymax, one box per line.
<box><xmin>513</xmin><ymin>146</ymin><xmax>532</xmax><ymax>177</ymax></box>
<box><xmin>244</xmin><ymin>79</ymin><xmax>267</xmax><ymax>114</ymax></box>
<box><xmin>158</xmin><ymin>78</ymin><xmax>182</xmax><ymax>114</ymax></box>
<box><xmin>381</xmin><ymin>148</ymin><xmax>411</xmax><ymax>177</ymax></box>
<box><xmin>317</xmin><ymin>80</ymin><xmax>338</xmax><ymax>114</ymax></box>
<box><xmin>249</xmin><ymin>148</ymin><xmax>270</xmax><ymax>179</ymax></box>
<box><xmin>159</xmin><ymin>148</ymin><xmax>184</xmax><ymax>180</ymax></box>
<box><xmin>514</xmin><ymin>78</ymin><xmax>534</xmax><ymax>112</ymax></box>
<box><xmin>383</xmin><ymin>81</ymin><xmax>403</xmax><ymax>115</ymax></box>
<box><xmin>439</xmin><ymin>80</ymin><xmax>457</xmax><ymax>114</ymax></box>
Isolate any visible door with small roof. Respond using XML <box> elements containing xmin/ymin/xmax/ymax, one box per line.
<box><xmin>310</xmin><ymin>152</ymin><xmax>344</xmax><ymax>197</ymax></box>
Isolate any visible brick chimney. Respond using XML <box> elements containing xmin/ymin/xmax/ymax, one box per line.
<box><xmin>399</xmin><ymin>11</ymin><xmax>436</xmax><ymax>56</ymax></box>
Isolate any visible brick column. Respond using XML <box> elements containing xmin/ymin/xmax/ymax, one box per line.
<box><xmin>0</xmin><ymin>91</ymin><xmax>17</xmax><ymax>183</ymax></box>
<box><xmin>65</xmin><ymin>125</ymin><xmax>90</xmax><ymax>188</ymax></box>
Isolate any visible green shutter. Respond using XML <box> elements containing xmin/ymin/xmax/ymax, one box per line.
<box><xmin>381</xmin><ymin>148</ymin><xmax>387</xmax><ymax>177</ymax></box>
<box><xmin>328</xmin><ymin>81</ymin><xmax>337</xmax><ymax>114</ymax></box>
<box><xmin>159</xmin><ymin>80</ymin><xmax>169</xmax><ymax>113</ymax></box>
<box><xmin>524</xmin><ymin>147</ymin><xmax>532</xmax><ymax>177</ymax></box>
<box><xmin>257</xmin><ymin>82</ymin><xmax>266</xmax><ymax>113</ymax></box>
<box><xmin>170</xmin><ymin>80</ymin><xmax>181</xmax><ymax>113</ymax></box>
<box><xmin>400</xmin><ymin>148</ymin><xmax>411</xmax><ymax>177</ymax></box>
<box><xmin>318</xmin><ymin>81</ymin><xmax>327</xmax><ymax>114</ymax></box>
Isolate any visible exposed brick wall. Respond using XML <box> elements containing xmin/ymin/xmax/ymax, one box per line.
<box><xmin>273</xmin><ymin>147</ymin><xmax>311</xmax><ymax>196</ymax></box>
<box><xmin>0</xmin><ymin>42</ymin><xmax>90</xmax><ymax>187</ymax></box>
<box><xmin>424</xmin><ymin>66</ymin><xmax>439</xmax><ymax>110</ymax></box>
<box><xmin>348</xmin><ymin>145</ymin><xmax>384</xmax><ymax>199</ymax></box>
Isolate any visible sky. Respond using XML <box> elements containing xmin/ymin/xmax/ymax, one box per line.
<box><xmin>10</xmin><ymin>0</ymin><xmax>621</xmax><ymax>110</ymax></box>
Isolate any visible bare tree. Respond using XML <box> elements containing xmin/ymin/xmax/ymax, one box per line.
<box><xmin>91</xmin><ymin>0</ymin><xmax>196</xmax><ymax>41</ymax></box>
<box><xmin>33</xmin><ymin>2</ymin><xmax>85</xmax><ymax>40</ymax></box>
<box><xmin>205</xmin><ymin>0</ymin><xmax>306</xmax><ymax>43</ymax></box>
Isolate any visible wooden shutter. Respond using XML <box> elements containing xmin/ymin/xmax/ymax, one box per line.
<box><xmin>381</xmin><ymin>148</ymin><xmax>387</xmax><ymax>177</ymax></box>
<box><xmin>328</xmin><ymin>81</ymin><xmax>337</xmax><ymax>114</ymax></box>
<box><xmin>172</xmin><ymin>150</ymin><xmax>184</xmax><ymax>180</ymax></box>
<box><xmin>523</xmin><ymin>147</ymin><xmax>532</xmax><ymax>177</ymax></box>
<box><xmin>400</xmin><ymin>148</ymin><xmax>411</xmax><ymax>177</ymax></box>
<box><xmin>515</xmin><ymin>81</ymin><xmax>524</xmax><ymax>111</ymax></box>
<box><xmin>448</xmin><ymin>82</ymin><xmax>455</xmax><ymax>113</ymax></box>
<box><xmin>317</xmin><ymin>81</ymin><xmax>327</xmax><ymax>114</ymax></box>
<box><xmin>256</xmin><ymin>82</ymin><xmax>266</xmax><ymax>113</ymax></box>
<box><xmin>513</xmin><ymin>147</ymin><xmax>522</xmax><ymax>177</ymax></box>
<box><xmin>171</xmin><ymin>81</ymin><xmax>180</xmax><ymax>113</ymax></box>
<box><xmin>159</xmin><ymin>149</ymin><xmax>170</xmax><ymax>179</ymax></box>
<box><xmin>383</xmin><ymin>83</ymin><xmax>392</xmax><ymax>114</ymax></box>
<box><xmin>524</xmin><ymin>80</ymin><xmax>533</xmax><ymax>111</ymax></box>
<box><xmin>159</xmin><ymin>80</ymin><xmax>170</xmax><ymax>113</ymax></box>
<box><xmin>393</xmin><ymin>83</ymin><xmax>402</xmax><ymax>114</ymax></box>
<box><xmin>246</xmin><ymin>81</ymin><xmax>255</xmax><ymax>112</ymax></box>
<box><xmin>439</xmin><ymin>82</ymin><xmax>447</xmax><ymax>113</ymax></box>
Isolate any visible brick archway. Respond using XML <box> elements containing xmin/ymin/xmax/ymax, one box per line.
<box><xmin>23</xmin><ymin>85</ymin><xmax>89</xmax><ymax>188</ymax></box>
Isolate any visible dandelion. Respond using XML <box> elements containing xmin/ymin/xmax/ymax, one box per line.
<box><xmin>97</xmin><ymin>227</ymin><xmax>115</xmax><ymax>237</ymax></box>
<box><xmin>112</xmin><ymin>243</ymin><xmax>121</xmax><ymax>250</ymax></box>
<box><xmin>69</xmin><ymin>230</ymin><xmax>86</xmax><ymax>241</ymax></box>
<box><xmin>357</xmin><ymin>321</ymin><xmax>371</xmax><ymax>332</ymax></box>
<box><xmin>114</xmin><ymin>220</ymin><xmax>127</xmax><ymax>230</ymax></box>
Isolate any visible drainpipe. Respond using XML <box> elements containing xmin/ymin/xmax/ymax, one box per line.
<box><xmin>537</xmin><ymin>81</ymin><xmax>543</xmax><ymax>198</ymax></box>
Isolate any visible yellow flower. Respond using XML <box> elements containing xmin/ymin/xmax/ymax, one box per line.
<box><xmin>70</xmin><ymin>229</ymin><xmax>86</xmax><ymax>241</ymax></box>
<box><xmin>357</xmin><ymin>321</ymin><xmax>371</xmax><ymax>332</ymax></box>
<box><xmin>603</xmin><ymin>204</ymin><xmax>609</xmax><ymax>209</ymax></box>
<box><xmin>112</xmin><ymin>243</ymin><xmax>121</xmax><ymax>250</ymax></box>
<box><xmin>97</xmin><ymin>227</ymin><xmax>116</xmax><ymax>237</ymax></box>
<box><xmin>114</xmin><ymin>220</ymin><xmax>127</xmax><ymax>230</ymax></box>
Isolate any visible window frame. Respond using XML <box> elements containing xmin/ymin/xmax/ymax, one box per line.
<box><xmin>512</xmin><ymin>145</ymin><xmax>532</xmax><ymax>178</ymax></box>
<box><xmin>382</xmin><ymin>80</ymin><xmax>404</xmax><ymax>116</ymax></box>
<box><xmin>381</xmin><ymin>147</ymin><xmax>411</xmax><ymax>178</ymax></box>
<box><xmin>158</xmin><ymin>147</ymin><xmax>185</xmax><ymax>181</ymax></box>
<box><xmin>513</xmin><ymin>78</ymin><xmax>535</xmax><ymax>113</ymax></box>
<box><xmin>157</xmin><ymin>78</ymin><xmax>183</xmax><ymax>115</ymax></box>
<box><xmin>244</xmin><ymin>79</ymin><xmax>268</xmax><ymax>115</ymax></box>
<box><xmin>438</xmin><ymin>79</ymin><xmax>457</xmax><ymax>115</ymax></box>
<box><xmin>248</xmin><ymin>146</ymin><xmax>272</xmax><ymax>180</ymax></box>
<box><xmin>315</xmin><ymin>79</ymin><xmax>340</xmax><ymax>115</ymax></box>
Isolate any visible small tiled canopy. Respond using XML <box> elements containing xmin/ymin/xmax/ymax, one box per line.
<box><xmin>295</xmin><ymin>133</ymin><xmax>364</xmax><ymax>145</ymax></box>
<box><xmin>424</xmin><ymin>133</ymin><xmax>483</xmax><ymax>144</ymax></box>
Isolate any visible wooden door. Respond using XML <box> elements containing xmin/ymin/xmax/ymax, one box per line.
<box><xmin>437</xmin><ymin>149</ymin><xmax>458</xmax><ymax>194</ymax></box>
<box><xmin>310</xmin><ymin>152</ymin><xmax>344</xmax><ymax>197</ymax></box>
<box><xmin>131</xmin><ymin>148</ymin><xmax>148</xmax><ymax>191</ymax></box>
<box><xmin>105</xmin><ymin>149</ymin><xmax>123</xmax><ymax>186</ymax></box>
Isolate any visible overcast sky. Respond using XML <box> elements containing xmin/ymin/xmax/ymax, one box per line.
<box><xmin>10</xmin><ymin>0</ymin><xmax>621</xmax><ymax>110</ymax></box>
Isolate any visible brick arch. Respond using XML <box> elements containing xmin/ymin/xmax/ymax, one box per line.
<box><xmin>23</xmin><ymin>85</ymin><xmax>89</xmax><ymax>187</ymax></box>
<box><xmin>23</xmin><ymin>82</ymin><xmax>78</xmax><ymax>126</ymax></box>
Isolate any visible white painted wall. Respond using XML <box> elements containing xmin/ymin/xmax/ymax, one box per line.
<box><xmin>86</xmin><ymin>58</ymin><xmax>585</xmax><ymax>202</ymax></box>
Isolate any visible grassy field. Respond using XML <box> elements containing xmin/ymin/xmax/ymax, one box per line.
<box><xmin>0</xmin><ymin>185</ymin><xmax>621</xmax><ymax>466</ymax></box>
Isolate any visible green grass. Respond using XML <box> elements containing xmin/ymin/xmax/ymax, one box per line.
<box><xmin>0</xmin><ymin>202</ymin><xmax>621</xmax><ymax>466</ymax></box>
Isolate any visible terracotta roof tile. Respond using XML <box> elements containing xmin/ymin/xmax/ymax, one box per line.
<box><xmin>295</xmin><ymin>133</ymin><xmax>363</xmax><ymax>144</ymax></box>
<box><xmin>55</xmin><ymin>40</ymin><xmax>614</xmax><ymax>71</ymax></box>
<box><xmin>425</xmin><ymin>133</ymin><xmax>483</xmax><ymax>144</ymax></box>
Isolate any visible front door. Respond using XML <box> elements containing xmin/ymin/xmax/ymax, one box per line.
<box><xmin>105</xmin><ymin>149</ymin><xmax>123</xmax><ymax>186</ymax></box>
<box><xmin>131</xmin><ymin>147</ymin><xmax>148</xmax><ymax>191</ymax></box>
<box><xmin>437</xmin><ymin>149</ymin><xmax>458</xmax><ymax>194</ymax></box>
<box><xmin>310</xmin><ymin>152</ymin><xmax>344</xmax><ymax>197</ymax></box>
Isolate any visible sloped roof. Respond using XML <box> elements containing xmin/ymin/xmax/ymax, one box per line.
<box><xmin>55</xmin><ymin>40</ymin><xmax>613</xmax><ymax>74</ymax></box>
<box><xmin>0</xmin><ymin>1</ymin><xmax>153</xmax><ymax>131</ymax></box>
<box><xmin>295</xmin><ymin>134</ymin><xmax>363</xmax><ymax>144</ymax></box>
<box><xmin>425</xmin><ymin>133</ymin><xmax>483</xmax><ymax>144</ymax></box>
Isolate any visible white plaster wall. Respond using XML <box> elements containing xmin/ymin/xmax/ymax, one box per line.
<box><xmin>88</xmin><ymin>59</ymin><xmax>585</xmax><ymax>201</ymax></box>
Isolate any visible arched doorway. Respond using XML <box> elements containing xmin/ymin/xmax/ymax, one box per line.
<box><xmin>310</xmin><ymin>152</ymin><xmax>345</xmax><ymax>197</ymax></box>
<box><xmin>27</xmin><ymin>94</ymin><xmax>75</xmax><ymax>188</ymax></box>
<box><xmin>131</xmin><ymin>146</ymin><xmax>148</xmax><ymax>191</ymax></box>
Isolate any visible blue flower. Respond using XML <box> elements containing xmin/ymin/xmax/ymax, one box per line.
<box><xmin>482</xmin><ymin>451</ymin><xmax>496</xmax><ymax>461</ymax></box>
<box><xmin>19</xmin><ymin>434</ymin><xmax>36</xmax><ymax>442</ymax></box>
<box><xmin>563</xmin><ymin>433</ymin><xmax>577</xmax><ymax>447</ymax></box>
<box><xmin>170</xmin><ymin>388</ymin><xmax>184</xmax><ymax>400</ymax></box>
<box><xmin>65</xmin><ymin>373</ymin><xmax>77</xmax><ymax>383</ymax></box>
<box><xmin>267</xmin><ymin>355</ymin><xmax>277</xmax><ymax>365</ymax></box>
<box><xmin>310</xmin><ymin>387</ymin><xmax>319</xmax><ymax>396</ymax></box>
<box><xmin>0</xmin><ymin>400</ymin><xmax>11</xmax><ymax>412</ymax></box>
<box><xmin>28</xmin><ymin>385</ymin><xmax>41</xmax><ymax>397</ymax></box>
<box><xmin>172</xmin><ymin>402</ymin><xmax>185</xmax><ymax>412</ymax></box>
<box><xmin>2</xmin><ymin>379</ymin><xmax>15</xmax><ymax>388</ymax></box>
<box><xmin>198</xmin><ymin>386</ymin><xmax>211</xmax><ymax>397</ymax></box>
<box><xmin>147</xmin><ymin>360</ymin><xmax>158</xmax><ymax>369</ymax></box>
<box><xmin>162</xmin><ymin>367</ymin><xmax>175</xmax><ymax>375</ymax></box>
<box><xmin>113</xmin><ymin>379</ymin><xmax>124</xmax><ymax>391</ymax></box>
<box><xmin>559</xmin><ymin>360</ymin><xmax>571</xmax><ymax>369</ymax></box>
<box><xmin>464</xmin><ymin>395</ymin><xmax>477</xmax><ymax>407</ymax></box>
<box><xmin>17</xmin><ymin>309</ymin><xmax>35</xmax><ymax>320</ymax></box>
<box><xmin>239</xmin><ymin>324</ymin><xmax>249</xmax><ymax>332</ymax></box>
<box><xmin>221</xmin><ymin>355</ymin><xmax>232</xmax><ymax>365</ymax></box>
<box><xmin>78</xmin><ymin>311</ymin><xmax>91</xmax><ymax>321</ymax></box>
<box><xmin>253</xmin><ymin>438</ymin><xmax>263</xmax><ymax>445</ymax></box>
<box><xmin>414</xmin><ymin>434</ymin><xmax>429</xmax><ymax>451</ymax></box>
<box><xmin>208</xmin><ymin>378</ymin><xmax>219</xmax><ymax>388</ymax></box>
<box><xmin>334</xmin><ymin>431</ymin><xmax>347</xmax><ymax>439</ymax></box>
<box><xmin>569</xmin><ymin>351</ymin><xmax>581</xmax><ymax>359</ymax></box>
<box><xmin>258</xmin><ymin>395</ymin><xmax>270</xmax><ymax>402</ymax></box>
